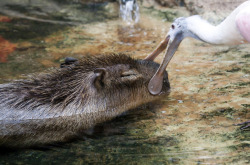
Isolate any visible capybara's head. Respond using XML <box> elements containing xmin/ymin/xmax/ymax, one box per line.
<box><xmin>59</xmin><ymin>53</ymin><xmax>171</xmax><ymax>111</ymax></box>
<box><xmin>1</xmin><ymin>54</ymin><xmax>170</xmax><ymax>112</ymax></box>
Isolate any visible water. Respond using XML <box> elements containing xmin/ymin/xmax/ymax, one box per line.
<box><xmin>0</xmin><ymin>0</ymin><xmax>249</xmax><ymax>164</ymax></box>
<box><xmin>119</xmin><ymin>0</ymin><xmax>139</xmax><ymax>24</ymax></box>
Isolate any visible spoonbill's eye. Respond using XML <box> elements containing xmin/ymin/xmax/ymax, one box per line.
<box><xmin>171</xmin><ymin>24</ymin><xmax>175</xmax><ymax>29</ymax></box>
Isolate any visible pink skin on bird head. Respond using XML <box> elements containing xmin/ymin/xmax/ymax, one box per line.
<box><xmin>236</xmin><ymin>9</ymin><xmax>250</xmax><ymax>42</ymax></box>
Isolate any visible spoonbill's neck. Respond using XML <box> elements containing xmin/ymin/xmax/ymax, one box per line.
<box><xmin>186</xmin><ymin>2</ymin><xmax>249</xmax><ymax>46</ymax></box>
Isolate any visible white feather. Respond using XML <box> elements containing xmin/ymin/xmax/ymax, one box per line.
<box><xmin>186</xmin><ymin>1</ymin><xmax>250</xmax><ymax>45</ymax></box>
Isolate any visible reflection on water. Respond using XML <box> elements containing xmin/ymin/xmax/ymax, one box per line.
<box><xmin>0</xmin><ymin>0</ymin><xmax>249</xmax><ymax>164</ymax></box>
<box><xmin>0</xmin><ymin>103</ymin><xmax>182</xmax><ymax>164</ymax></box>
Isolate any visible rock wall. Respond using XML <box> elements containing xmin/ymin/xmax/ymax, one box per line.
<box><xmin>79</xmin><ymin>0</ymin><xmax>246</xmax><ymax>23</ymax></box>
<box><xmin>154</xmin><ymin>0</ymin><xmax>185</xmax><ymax>7</ymax></box>
<box><xmin>153</xmin><ymin>0</ymin><xmax>246</xmax><ymax>23</ymax></box>
<box><xmin>184</xmin><ymin>0</ymin><xmax>246</xmax><ymax>23</ymax></box>
<box><xmin>184</xmin><ymin>0</ymin><xmax>246</xmax><ymax>14</ymax></box>
<box><xmin>79</xmin><ymin>0</ymin><xmax>116</xmax><ymax>3</ymax></box>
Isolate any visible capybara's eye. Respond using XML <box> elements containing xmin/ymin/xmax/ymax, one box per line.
<box><xmin>121</xmin><ymin>70</ymin><xmax>137</xmax><ymax>77</ymax></box>
<box><xmin>120</xmin><ymin>70</ymin><xmax>141</xmax><ymax>81</ymax></box>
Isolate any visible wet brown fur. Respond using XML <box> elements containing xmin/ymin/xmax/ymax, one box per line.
<box><xmin>0</xmin><ymin>53</ymin><xmax>170</xmax><ymax>147</ymax></box>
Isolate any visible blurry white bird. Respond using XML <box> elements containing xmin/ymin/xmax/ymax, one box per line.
<box><xmin>145</xmin><ymin>1</ymin><xmax>250</xmax><ymax>129</ymax></box>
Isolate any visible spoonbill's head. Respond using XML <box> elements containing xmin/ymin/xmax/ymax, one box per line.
<box><xmin>145</xmin><ymin>16</ymin><xmax>203</xmax><ymax>95</ymax></box>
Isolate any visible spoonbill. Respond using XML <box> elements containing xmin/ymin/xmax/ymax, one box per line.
<box><xmin>145</xmin><ymin>1</ymin><xmax>250</xmax><ymax>129</ymax></box>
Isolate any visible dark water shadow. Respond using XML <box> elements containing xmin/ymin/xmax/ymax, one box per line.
<box><xmin>0</xmin><ymin>100</ymin><xmax>181</xmax><ymax>164</ymax></box>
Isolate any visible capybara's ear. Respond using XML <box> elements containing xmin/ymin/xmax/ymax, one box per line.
<box><xmin>64</xmin><ymin>57</ymin><xmax>78</xmax><ymax>64</ymax></box>
<box><xmin>93</xmin><ymin>68</ymin><xmax>107</xmax><ymax>89</ymax></box>
<box><xmin>60</xmin><ymin>57</ymin><xmax>78</xmax><ymax>68</ymax></box>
